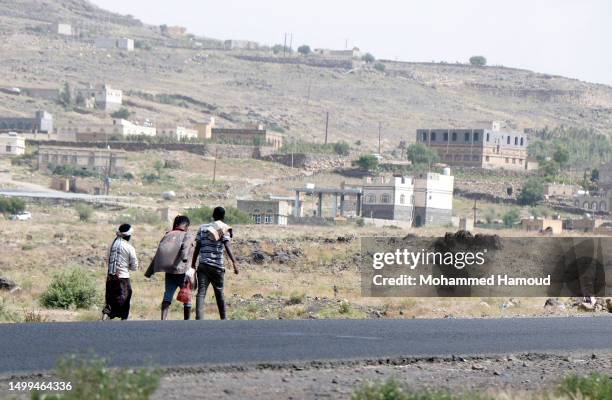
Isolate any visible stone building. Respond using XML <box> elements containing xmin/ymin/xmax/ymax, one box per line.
<box><xmin>574</xmin><ymin>192</ymin><xmax>611</xmax><ymax>213</ymax></box>
<box><xmin>237</xmin><ymin>199</ymin><xmax>294</xmax><ymax>225</ymax></box>
<box><xmin>544</xmin><ymin>183</ymin><xmax>578</xmax><ymax>198</ymax></box>
<box><xmin>0</xmin><ymin>132</ymin><xmax>25</xmax><ymax>156</ymax></box>
<box><xmin>416</xmin><ymin>122</ymin><xmax>530</xmax><ymax>171</ymax></box>
<box><xmin>224</xmin><ymin>40</ymin><xmax>259</xmax><ymax>50</ymax></box>
<box><xmin>521</xmin><ymin>218</ymin><xmax>563</xmax><ymax>235</ymax></box>
<box><xmin>211</xmin><ymin>126</ymin><xmax>283</xmax><ymax>149</ymax></box>
<box><xmin>75</xmin><ymin>84</ymin><xmax>123</xmax><ymax>111</ymax></box>
<box><xmin>361</xmin><ymin>170</ymin><xmax>454</xmax><ymax>226</ymax></box>
<box><xmin>38</xmin><ymin>145</ymin><xmax>127</xmax><ymax>175</ymax></box>
<box><xmin>59</xmin><ymin>118</ymin><xmax>156</xmax><ymax>141</ymax></box>
<box><xmin>0</xmin><ymin>111</ymin><xmax>53</xmax><ymax>134</ymax></box>
<box><xmin>158</xmin><ymin>126</ymin><xmax>198</xmax><ymax>141</ymax></box>
<box><xmin>194</xmin><ymin>117</ymin><xmax>214</xmax><ymax>140</ymax></box>
<box><xmin>20</xmin><ymin>87</ymin><xmax>61</xmax><ymax>102</ymax></box>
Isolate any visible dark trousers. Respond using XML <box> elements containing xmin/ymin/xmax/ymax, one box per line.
<box><xmin>196</xmin><ymin>265</ymin><xmax>225</xmax><ymax>320</ymax></box>
<box><xmin>103</xmin><ymin>275</ymin><xmax>132</xmax><ymax>320</ymax></box>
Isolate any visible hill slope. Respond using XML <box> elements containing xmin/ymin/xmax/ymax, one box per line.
<box><xmin>0</xmin><ymin>0</ymin><xmax>610</xmax><ymax>151</ymax></box>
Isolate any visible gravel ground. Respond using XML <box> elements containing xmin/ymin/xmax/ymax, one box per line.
<box><xmin>152</xmin><ymin>352</ymin><xmax>612</xmax><ymax>399</ymax></box>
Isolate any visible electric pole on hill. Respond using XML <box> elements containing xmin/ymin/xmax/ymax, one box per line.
<box><xmin>324</xmin><ymin>112</ymin><xmax>329</xmax><ymax>144</ymax></box>
<box><xmin>212</xmin><ymin>148</ymin><xmax>218</xmax><ymax>184</ymax></box>
<box><xmin>283</xmin><ymin>33</ymin><xmax>287</xmax><ymax>56</ymax></box>
<box><xmin>378</xmin><ymin>122</ymin><xmax>382</xmax><ymax>154</ymax></box>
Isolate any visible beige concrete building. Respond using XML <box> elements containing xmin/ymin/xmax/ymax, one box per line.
<box><xmin>75</xmin><ymin>84</ymin><xmax>123</xmax><ymax>111</ymax></box>
<box><xmin>95</xmin><ymin>37</ymin><xmax>134</xmax><ymax>51</ymax></box>
<box><xmin>211</xmin><ymin>125</ymin><xmax>283</xmax><ymax>149</ymax></box>
<box><xmin>194</xmin><ymin>117</ymin><xmax>215</xmax><ymax>140</ymax></box>
<box><xmin>53</xmin><ymin>23</ymin><xmax>72</xmax><ymax>36</ymax></box>
<box><xmin>158</xmin><ymin>126</ymin><xmax>198</xmax><ymax>141</ymax></box>
<box><xmin>416</xmin><ymin>122</ymin><xmax>530</xmax><ymax>171</ymax></box>
<box><xmin>59</xmin><ymin>118</ymin><xmax>156</xmax><ymax>141</ymax></box>
<box><xmin>0</xmin><ymin>132</ymin><xmax>25</xmax><ymax>156</ymax></box>
<box><xmin>237</xmin><ymin>199</ymin><xmax>294</xmax><ymax>225</ymax></box>
<box><xmin>38</xmin><ymin>145</ymin><xmax>127</xmax><ymax>175</ymax></box>
<box><xmin>521</xmin><ymin>218</ymin><xmax>563</xmax><ymax>235</ymax></box>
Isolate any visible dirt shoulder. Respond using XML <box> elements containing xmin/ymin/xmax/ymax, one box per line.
<box><xmin>152</xmin><ymin>351</ymin><xmax>612</xmax><ymax>400</ymax></box>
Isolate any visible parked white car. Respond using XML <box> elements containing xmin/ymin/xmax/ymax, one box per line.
<box><xmin>11</xmin><ymin>211</ymin><xmax>31</xmax><ymax>221</ymax></box>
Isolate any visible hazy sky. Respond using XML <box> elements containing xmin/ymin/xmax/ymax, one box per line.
<box><xmin>91</xmin><ymin>0</ymin><xmax>611</xmax><ymax>85</ymax></box>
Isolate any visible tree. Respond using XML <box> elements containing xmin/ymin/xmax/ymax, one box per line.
<box><xmin>333</xmin><ymin>141</ymin><xmax>350</xmax><ymax>156</ymax></box>
<box><xmin>354</xmin><ymin>155</ymin><xmax>379</xmax><ymax>172</ymax></box>
<box><xmin>406</xmin><ymin>143</ymin><xmax>439</xmax><ymax>166</ymax></box>
<box><xmin>272</xmin><ymin>44</ymin><xmax>292</xmax><ymax>55</ymax></box>
<box><xmin>59</xmin><ymin>82</ymin><xmax>72</xmax><ymax>108</ymax></box>
<box><xmin>469</xmin><ymin>55</ymin><xmax>487</xmax><ymax>66</ymax></box>
<box><xmin>502</xmin><ymin>209</ymin><xmax>520</xmax><ymax>228</ymax></box>
<box><xmin>552</xmin><ymin>146</ymin><xmax>570</xmax><ymax>168</ymax></box>
<box><xmin>517</xmin><ymin>178</ymin><xmax>544</xmax><ymax>206</ymax></box>
<box><xmin>297</xmin><ymin>45</ymin><xmax>311</xmax><ymax>55</ymax></box>
<box><xmin>362</xmin><ymin>53</ymin><xmax>375</xmax><ymax>63</ymax></box>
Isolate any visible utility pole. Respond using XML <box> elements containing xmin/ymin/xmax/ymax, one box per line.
<box><xmin>283</xmin><ymin>33</ymin><xmax>287</xmax><ymax>56</ymax></box>
<box><xmin>289</xmin><ymin>33</ymin><xmax>293</xmax><ymax>52</ymax></box>
<box><xmin>212</xmin><ymin>148</ymin><xmax>218</xmax><ymax>184</ymax></box>
<box><xmin>472</xmin><ymin>198</ymin><xmax>478</xmax><ymax>224</ymax></box>
<box><xmin>378</xmin><ymin>122</ymin><xmax>382</xmax><ymax>154</ymax></box>
<box><xmin>345</xmin><ymin>38</ymin><xmax>348</xmax><ymax>49</ymax></box>
<box><xmin>324</xmin><ymin>112</ymin><xmax>329</xmax><ymax>144</ymax></box>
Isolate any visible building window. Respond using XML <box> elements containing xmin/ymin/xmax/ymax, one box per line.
<box><xmin>454</xmin><ymin>154</ymin><xmax>461</xmax><ymax>161</ymax></box>
<box><xmin>485</xmin><ymin>156</ymin><xmax>490</xmax><ymax>162</ymax></box>
<box><xmin>367</xmin><ymin>194</ymin><xmax>375</xmax><ymax>203</ymax></box>
<box><xmin>512</xmin><ymin>158</ymin><xmax>516</xmax><ymax>164</ymax></box>
<box><xmin>399</xmin><ymin>194</ymin><xmax>405</xmax><ymax>204</ymax></box>
<box><xmin>473</xmin><ymin>132</ymin><xmax>479</xmax><ymax>141</ymax></box>
<box><xmin>421</xmin><ymin>132</ymin><xmax>428</xmax><ymax>141</ymax></box>
<box><xmin>256</xmin><ymin>215</ymin><xmax>262</xmax><ymax>224</ymax></box>
<box><xmin>486</xmin><ymin>133</ymin><xmax>490</xmax><ymax>142</ymax></box>
<box><xmin>464</xmin><ymin>132</ymin><xmax>470</xmax><ymax>142</ymax></box>
<box><xmin>431</xmin><ymin>132</ymin><xmax>436</xmax><ymax>141</ymax></box>
<box><xmin>452</xmin><ymin>132</ymin><xmax>457</xmax><ymax>141</ymax></box>
<box><xmin>505</xmin><ymin>158</ymin><xmax>509</xmax><ymax>163</ymax></box>
<box><xmin>5</xmin><ymin>145</ymin><xmax>10</xmax><ymax>153</ymax></box>
<box><xmin>519</xmin><ymin>159</ymin><xmax>523</xmax><ymax>164</ymax></box>
<box><xmin>583</xmin><ymin>202</ymin><xmax>589</xmax><ymax>209</ymax></box>
<box><xmin>600</xmin><ymin>202</ymin><xmax>607</xmax><ymax>211</ymax></box>
<box><xmin>507</xmin><ymin>136</ymin><xmax>511</xmax><ymax>145</ymax></box>
<box><xmin>592</xmin><ymin>202</ymin><xmax>598</xmax><ymax>211</ymax></box>
<box><xmin>381</xmin><ymin>194</ymin><xmax>390</xmax><ymax>203</ymax></box>
<box><xmin>463</xmin><ymin>155</ymin><xmax>470</xmax><ymax>161</ymax></box>
<box><xmin>443</xmin><ymin>132</ymin><xmax>448</xmax><ymax>141</ymax></box>
<box><xmin>514</xmin><ymin>137</ymin><xmax>518</xmax><ymax>145</ymax></box>
<box><xmin>472</xmin><ymin>155</ymin><xmax>480</xmax><ymax>161</ymax></box>
<box><xmin>520</xmin><ymin>137</ymin><xmax>524</xmax><ymax>146</ymax></box>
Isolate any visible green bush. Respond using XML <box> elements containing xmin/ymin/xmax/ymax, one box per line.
<box><xmin>407</xmin><ymin>143</ymin><xmax>439</xmax><ymax>166</ymax></box>
<box><xmin>40</xmin><ymin>268</ymin><xmax>98</xmax><ymax>310</ymax></box>
<box><xmin>469</xmin><ymin>55</ymin><xmax>487</xmax><ymax>66</ymax></box>
<box><xmin>297</xmin><ymin>44</ymin><xmax>311</xmax><ymax>55</ymax></box>
<box><xmin>374</xmin><ymin>62</ymin><xmax>386</xmax><ymax>72</ymax></box>
<box><xmin>362</xmin><ymin>53</ymin><xmax>375</xmax><ymax>63</ymax></box>
<box><xmin>0</xmin><ymin>196</ymin><xmax>25</xmax><ymax>215</ymax></box>
<box><xmin>333</xmin><ymin>141</ymin><xmax>351</xmax><ymax>156</ymax></box>
<box><xmin>74</xmin><ymin>203</ymin><xmax>93</xmax><ymax>222</ymax></box>
<box><xmin>517</xmin><ymin>178</ymin><xmax>544</xmax><ymax>206</ymax></box>
<box><xmin>110</xmin><ymin>107</ymin><xmax>132</xmax><ymax>119</ymax></box>
<box><xmin>353</xmin><ymin>155</ymin><xmax>379</xmax><ymax>172</ymax></box>
<box><xmin>558</xmin><ymin>373</ymin><xmax>612</xmax><ymax>400</ymax></box>
<box><xmin>186</xmin><ymin>206</ymin><xmax>251</xmax><ymax>225</ymax></box>
<box><xmin>51</xmin><ymin>164</ymin><xmax>98</xmax><ymax>178</ymax></box>
<box><xmin>352</xmin><ymin>379</ymin><xmax>491</xmax><ymax>400</ymax></box>
<box><xmin>32</xmin><ymin>356</ymin><xmax>160</xmax><ymax>400</ymax></box>
<box><xmin>502</xmin><ymin>209</ymin><xmax>520</xmax><ymax>228</ymax></box>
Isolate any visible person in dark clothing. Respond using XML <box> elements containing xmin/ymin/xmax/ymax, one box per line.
<box><xmin>103</xmin><ymin>224</ymin><xmax>138</xmax><ymax>320</ymax></box>
<box><xmin>192</xmin><ymin>207</ymin><xmax>239</xmax><ymax>320</ymax></box>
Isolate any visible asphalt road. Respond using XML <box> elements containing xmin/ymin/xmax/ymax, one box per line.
<box><xmin>0</xmin><ymin>317</ymin><xmax>610</xmax><ymax>375</ymax></box>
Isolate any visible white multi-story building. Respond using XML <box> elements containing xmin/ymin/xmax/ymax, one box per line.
<box><xmin>75</xmin><ymin>84</ymin><xmax>123</xmax><ymax>111</ymax></box>
<box><xmin>361</xmin><ymin>169</ymin><xmax>454</xmax><ymax>226</ymax></box>
<box><xmin>0</xmin><ymin>132</ymin><xmax>25</xmax><ymax>156</ymax></box>
<box><xmin>59</xmin><ymin>119</ymin><xmax>156</xmax><ymax>141</ymax></box>
<box><xmin>158</xmin><ymin>126</ymin><xmax>198</xmax><ymax>141</ymax></box>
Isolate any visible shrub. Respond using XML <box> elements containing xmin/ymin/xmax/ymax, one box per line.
<box><xmin>355</xmin><ymin>217</ymin><xmax>365</xmax><ymax>227</ymax></box>
<box><xmin>31</xmin><ymin>356</ymin><xmax>161</xmax><ymax>400</ymax></box>
<box><xmin>502</xmin><ymin>209</ymin><xmax>520</xmax><ymax>228</ymax></box>
<box><xmin>0</xmin><ymin>196</ymin><xmax>25</xmax><ymax>215</ymax></box>
<box><xmin>469</xmin><ymin>55</ymin><xmax>487</xmax><ymax>66</ymax></box>
<box><xmin>339</xmin><ymin>300</ymin><xmax>351</xmax><ymax>314</ymax></box>
<box><xmin>123</xmin><ymin>172</ymin><xmax>135</xmax><ymax>180</ymax></box>
<box><xmin>333</xmin><ymin>141</ymin><xmax>351</xmax><ymax>156</ymax></box>
<box><xmin>40</xmin><ymin>268</ymin><xmax>98</xmax><ymax>309</ymax></box>
<box><xmin>353</xmin><ymin>155</ymin><xmax>379</xmax><ymax>172</ymax></box>
<box><xmin>186</xmin><ymin>206</ymin><xmax>251</xmax><ymax>225</ymax></box>
<box><xmin>141</xmin><ymin>172</ymin><xmax>160</xmax><ymax>184</ymax></box>
<box><xmin>287</xmin><ymin>292</ymin><xmax>305</xmax><ymax>305</ymax></box>
<box><xmin>558</xmin><ymin>373</ymin><xmax>612</xmax><ymax>400</ymax></box>
<box><xmin>374</xmin><ymin>62</ymin><xmax>386</xmax><ymax>72</ymax></box>
<box><xmin>51</xmin><ymin>164</ymin><xmax>98</xmax><ymax>177</ymax></box>
<box><xmin>74</xmin><ymin>203</ymin><xmax>93</xmax><ymax>222</ymax></box>
<box><xmin>352</xmin><ymin>378</ymin><xmax>491</xmax><ymax>400</ymax></box>
<box><xmin>110</xmin><ymin>107</ymin><xmax>131</xmax><ymax>119</ymax></box>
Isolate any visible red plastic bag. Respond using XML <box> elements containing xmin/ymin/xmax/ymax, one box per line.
<box><xmin>177</xmin><ymin>281</ymin><xmax>192</xmax><ymax>304</ymax></box>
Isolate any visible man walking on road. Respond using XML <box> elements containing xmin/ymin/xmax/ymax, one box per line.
<box><xmin>145</xmin><ymin>215</ymin><xmax>196</xmax><ymax>320</ymax></box>
<box><xmin>102</xmin><ymin>224</ymin><xmax>138</xmax><ymax>320</ymax></box>
<box><xmin>192</xmin><ymin>207</ymin><xmax>239</xmax><ymax>320</ymax></box>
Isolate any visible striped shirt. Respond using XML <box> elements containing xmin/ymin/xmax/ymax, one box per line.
<box><xmin>196</xmin><ymin>224</ymin><xmax>230</xmax><ymax>269</ymax></box>
<box><xmin>108</xmin><ymin>237</ymin><xmax>139</xmax><ymax>278</ymax></box>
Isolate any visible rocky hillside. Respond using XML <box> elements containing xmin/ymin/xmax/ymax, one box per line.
<box><xmin>0</xmin><ymin>0</ymin><xmax>610</xmax><ymax>151</ymax></box>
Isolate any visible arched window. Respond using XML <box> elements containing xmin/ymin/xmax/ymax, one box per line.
<box><xmin>399</xmin><ymin>194</ymin><xmax>405</xmax><ymax>204</ymax></box>
<box><xmin>507</xmin><ymin>136</ymin><xmax>511</xmax><ymax>145</ymax></box>
<box><xmin>600</xmin><ymin>201</ymin><xmax>607</xmax><ymax>211</ymax></box>
<box><xmin>486</xmin><ymin>133</ymin><xmax>490</xmax><ymax>142</ymax></box>
<box><xmin>514</xmin><ymin>137</ymin><xmax>518</xmax><ymax>145</ymax></box>
<box><xmin>583</xmin><ymin>202</ymin><xmax>590</xmax><ymax>209</ymax></box>
<box><xmin>520</xmin><ymin>137</ymin><xmax>524</xmax><ymax>146</ymax></box>
<box><xmin>592</xmin><ymin>202</ymin><xmax>598</xmax><ymax>210</ymax></box>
